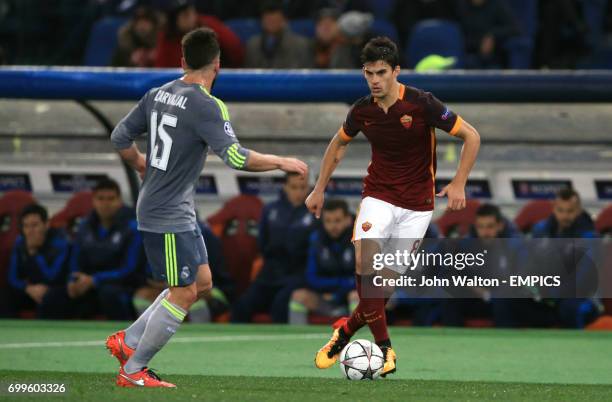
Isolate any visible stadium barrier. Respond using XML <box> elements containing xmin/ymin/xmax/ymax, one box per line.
<box><xmin>1</xmin><ymin>68</ymin><xmax>611</xmax><ymax>209</ymax></box>
<box><xmin>2</xmin><ymin>67</ymin><xmax>612</xmax><ymax>102</ymax></box>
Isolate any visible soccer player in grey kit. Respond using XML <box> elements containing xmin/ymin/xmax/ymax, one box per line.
<box><xmin>105</xmin><ymin>28</ymin><xmax>308</xmax><ymax>388</ymax></box>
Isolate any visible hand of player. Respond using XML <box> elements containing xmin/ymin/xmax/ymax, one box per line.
<box><xmin>436</xmin><ymin>181</ymin><xmax>466</xmax><ymax>211</ymax></box>
<box><xmin>135</xmin><ymin>152</ymin><xmax>146</xmax><ymax>180</ymax></box>
<box><xmin>279</xmin><ymin>157</ymin><xmax>308</xmax><ymax>178</ymax></box>
<box><xmin>305</xmin><ymin>189</ymin><xmax>324</xmax><ymax>219</ymax></box>
<box><xmin>25</xmin><ymin>284</ymin><xmax>49</xmax><ymax>304</ymax></box>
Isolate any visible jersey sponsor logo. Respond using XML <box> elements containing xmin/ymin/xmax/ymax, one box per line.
<box><xmin>224</xmin><ymin>122</ymin><xmax>236</xmax><ymax>138</ymax></box>
<box><xmin>400</xmin><ymin>114</ymin><xmax>413</xmax><ymax>129</ymax></box>
<box><xmin>362</xmin><ymin>222</ymin><xmax>372</xmax><ymax>232</ymax></box>
<box><xmin>441</xmin><ymin>108</ymin><xmax>451</xmax><ymax>120</ymax></box>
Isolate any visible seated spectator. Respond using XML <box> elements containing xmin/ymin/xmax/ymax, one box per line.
<box><xmin>289</xmin><ymin>199</ymin><xmax>357</xmax><ymax>325</ymax></box>
<box><xmin>536</xmin><ymin>0</ymin><xmax>590</xmax><ymax>69</ymax></box>
<box><xmin>245</xmin><ymin>0</ymin><xmax>314</xmax><ymax>68</ymax></box>
<box><xmin>533</xmin><ymin>188</ymin><xmax>597</xmax><ymax>239</ymax></box>
<box><xmin>456</xmin><ymin>0</ymin><xmax>519</xmax><ymax>69</ymax></box>
<box><xmin>195</xmin><ymin>0</ymin><xmax>321</xmax><ymax>20</ymax></box>
<box><xmin>2</xmin><ymin>204</ymin><xmax>71</xmax><ymax>319</ymax></box>
<box><xmin>531</xmin><ymin>188</ymin><xmax>601</xmax><ymax>328</ymax></box>
<box><xmin>313</xmin><ymin>8</ymin><xmax>342</xmax><ymax>68</ymax></box>
<box><xmin>329</xmin><ymin>11</ymin><xmax>374</xmax><ymax>68</ymax></box>
<box><xmin>67</xmin><ymin>178</ymin><xmax>145</xmax><ymax>320</ymax></box>
<box><xmin>132</xmin><ymin>219</ymin><xmax>234</xmax><ymax>323</ymax></box>
<box><xmin>231</xmin><ymin>173</ymin><xmax>314</xmax><ymax>323</ymax></box>
<box><xmin>392</xmin><ymin>0</ymin><xmax>458</xmax><ymax>50</ymax></box>
<box><xmin>112</xmin><ymin>6</ymin><xmax>160</xmax><ymax>67</ymax></box>
<box><xmin>439</xmin><ymin>204</ymin><xmax>523</xmax><ymax>326</ymax></box>
<box><xmin>386</xmin><ymin>224</ymin><xmax>446</xmax><ymax>326</ymax></box>
<box><xmin>155</xmin><ymin>0</ymin><xmax>244</xmax><ymax>67</ymax></box>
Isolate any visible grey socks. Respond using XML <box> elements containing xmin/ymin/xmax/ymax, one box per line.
<box><xmin>124</xmin><ymin>289</ymin><xmax>169</xmax><ymax>349</ymax></box>
<box><xmin>124</xmin><ymin>297</ymin><xmax>186</xmax><ymax>374</ymax></box>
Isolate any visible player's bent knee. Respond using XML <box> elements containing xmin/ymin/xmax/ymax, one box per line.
<box><xmin>168</xmin><ymin>284</ymin><xmax>198</xmax><ymax>309</ymax></box>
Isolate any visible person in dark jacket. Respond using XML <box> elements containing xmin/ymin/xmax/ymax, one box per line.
<box><xmin>440</xmin><ymin>204</ymin><xmax>526</xmax><ymax>326</ymax></box>
<box><xmin>288</xmin><ymin>199</ymin><xmax>357</xmax><ymax>324</ymax></box>
<box><xmin>456</xmin><ymin>0</ymin><xmax>519</xmax><ymax>68</ymax></box>
<box><xmin>154</xmin><ymin>0</ymin><xmax>244</xmax><ymax>67</ymax></box>
<box><xmin>112</xmin><ymin>6</ymin><xmax>159</xmax><ymax>67</ymax></box>
<box><xmin>532</xmin><ymin>189</ymin><xmax>597</xmax><ymax>239</ymax></box>
<box><xmin>2</xmin><ymin>204</ymin><xmax>71</xmax><ymax>318</ymax></box>
<box><xmin>231</xmin><ymin>172</ymin><xmax>314</xmax><ymax>323</ymax></box>
<box><xmin>67</xmin><ymin>178</ymin><xmax>145</xmax><ymax>320</ymax></box>
<box><xmin>244</xmin><ymin>0</ymin><xmax>314</xmax><ymax>68</ymax></box>
<box><xmin>530</xmin><ymin>188</ymin><xmax>601</xmax><ymax>328</ymax></box>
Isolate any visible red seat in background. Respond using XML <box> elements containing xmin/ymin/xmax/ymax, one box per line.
<box><xmin>514</xmin><ymin>200</ymin><xmax>554</xmax><ymax>234</ymax></box>
<box><xmin>207</xmin><ymin>194</ymin><xmax>264</xmax><ymax>297</ymax></box>
<box><xmin>0</xmin><ymin>190</ymin><xmax>36</xmax><ymax>288</ymax></box>
<box><xmin>49</xmin><ymin>191</ymin><xmax>93</xmax><ymax>239</ymax></box>
<box><xmin>435</xmin><ymin>199</ymin><xmax>481</xmax><ymax>238</ymax></box>
<box><xmin>595</xmin><ymin>204</ymin><xmax>612</xmax><ymax>236</ymax></box>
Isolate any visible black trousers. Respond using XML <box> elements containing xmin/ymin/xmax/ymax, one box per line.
<box><xmin>231</xmin><ymin>276</ymin><xmax>304</xmax><ymax>323</ymax></box>
<box><xmin>72</xmin><ymin>283</ymin><xmax>136</xmax><ymax>321</ymax></box>
<box><xmin>0</xmin><ymin>286</ymin><xmax>73</xmax><ymax>319</ymax></box>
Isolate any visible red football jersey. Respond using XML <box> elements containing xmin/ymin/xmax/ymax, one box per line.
<box><xmin>339</xmin><ymin>83</ymin><xmax>463</xmax><ymax>211</ymax></box>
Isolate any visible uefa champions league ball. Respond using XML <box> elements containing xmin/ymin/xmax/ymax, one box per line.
<box><xmin>339</xmin><ymin>339</ymin><xmax>384</xmax><ymax>380</ymax></box>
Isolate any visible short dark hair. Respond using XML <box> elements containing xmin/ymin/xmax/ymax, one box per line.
<box><xmin>361</xmin><ymin>36</ymin><xmax>400</xmax><ymax>68</ymax></box>
<box><xmin>476</xmin><ymin>204</ymin><xmax>502</xmax><ymax>222</ymax></box>
<box><xmin>20</xmin><ymin>203</ymin><xmax>48</xmax><ymax>226</ymax></box>
<box><xmin>557</xmin><ymin>187</ymin><xmax>580</xmax><ymax>202</ymax></box>
<box><xmin>284</xmin><ymin>172</ymin><xmax>302</xmax><ymax>182</ymax></box>
<box><xmin>322</xmin><ymin>199</ymin><xmax>349</xmax><ymax>216</ymax></box>
<box><xmin>181</xmin><ymin>28</ymin><xmax>220</xmax><ymax>70</ymax></box>
<box><xmin>260</xmin><ymin>0</ymin><xmax>284</xmax><ymax>16</ymax></box>
<box><xmin>93</xmin><ymin>177</ymin><xmax>121</xmax><ymax>195</ymax></box>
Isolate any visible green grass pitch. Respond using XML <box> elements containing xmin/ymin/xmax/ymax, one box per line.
<box><xmin>0</xmin><ymin>320</ymin><xmax>611</xmax><ymax>401</ymax></box>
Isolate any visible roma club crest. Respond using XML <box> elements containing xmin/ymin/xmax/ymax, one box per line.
<box><xmin>400</xmin><ymin>114</ymin><xmax>413</xmax><ymax>129</ymax></box>
<box><xmin>362</xmin><ymin>222</ymin><xmax>372</xmax><ymax>232</ymax></box>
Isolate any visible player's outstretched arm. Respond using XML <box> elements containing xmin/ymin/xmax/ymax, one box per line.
<box><xmin>436</xmin><ymin>119</ymin><xmax>480</xmax><ymax>211</ymax></box>
<box><xmin>306</xmin><ymin>132</ymin><xmax>350</xmax><ymax>218</ymax></box>
<box><xmin>242</xmin><ymin>149</ymin><xmax>308</xmax><ymax>177</ymax></box>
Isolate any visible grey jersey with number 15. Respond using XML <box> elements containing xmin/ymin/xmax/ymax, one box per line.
<box><xmin>111</xmin><ymin>79</ymin><xmax>249</xmax><ymax>233</ymax></box>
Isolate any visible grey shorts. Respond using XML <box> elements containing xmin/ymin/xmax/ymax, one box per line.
<box><xmin>142</xmin><ymin>228</ymin><xmax>208</xmax><ymax>287</ymax></box>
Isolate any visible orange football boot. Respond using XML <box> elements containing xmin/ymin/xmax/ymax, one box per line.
<box><xmin>105</xmin><ymin>330</ymin><xmax>134</xmax><ymax>367</ymax></box>
<box><xmin>116</xmin><ymin>367</ymin><xmax>176</xmax><ymax>388</ymax></box>
<box><xmin>315</xmin><ymin>317</ymin><xmax>351</xmax><ymax>369</ymax></box>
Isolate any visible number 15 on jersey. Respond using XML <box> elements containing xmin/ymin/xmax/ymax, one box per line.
<box><xmin>150</xmin><ymin>110</ymin><xmax>176</xmax><ymax>171</ymax></box>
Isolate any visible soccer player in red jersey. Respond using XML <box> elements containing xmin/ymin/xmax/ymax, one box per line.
<box><xmin>307</xmin><ymin>37</ymin><xmax>480</xmax><ymax>376</ymax></box>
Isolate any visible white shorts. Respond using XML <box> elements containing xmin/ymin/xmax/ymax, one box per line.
<box><xmin>353</xmin><ymin>196</ymin><xmax>433</xmax><ymax>274</ymax></box>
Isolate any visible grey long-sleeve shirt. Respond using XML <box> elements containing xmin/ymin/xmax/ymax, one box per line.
<box><xmin>111</xmin><ymin>79</ymin><xmax>249</xmax><ymax>233</ymax></box>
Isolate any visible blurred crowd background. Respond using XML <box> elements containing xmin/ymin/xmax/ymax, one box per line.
<box><xmin>0</xmin><ymin>0</ymin><xmax>612</xmax><ymax>70</ymax></box>
<box><xmin>2</xmin><ymin>176</ymin><xmax>611</xmax><ymax>328</ymax></box>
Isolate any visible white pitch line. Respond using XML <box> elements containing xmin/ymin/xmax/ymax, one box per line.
<box><xmin>0</xmin><ymin>333</ymin><xmax>326</xmax><ymax>349</ymax></box>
